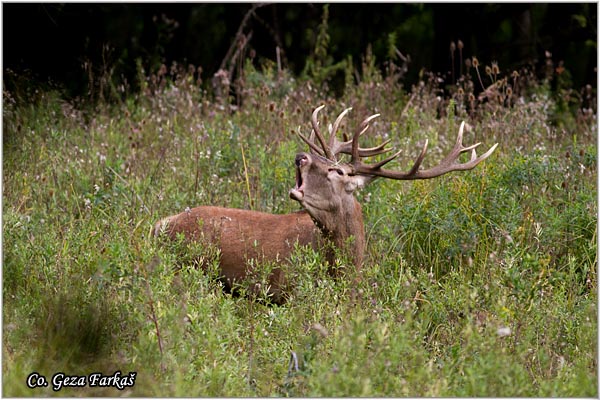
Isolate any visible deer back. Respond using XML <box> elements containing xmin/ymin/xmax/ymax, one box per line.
<box><xmin>154</xmin><ymin>206</ymin><xmax>320</xmax><ymax>297</ymax></box>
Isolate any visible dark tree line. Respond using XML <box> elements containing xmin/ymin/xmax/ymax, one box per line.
<box><xmin>3</xmin><ymin>3</ymin><xmax>597</xmax><ymax>98</ymax></box>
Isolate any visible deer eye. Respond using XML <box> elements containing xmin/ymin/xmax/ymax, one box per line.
<box><xmin>329</xmin><ymin>168</ymin><xmax>344</xmax><ymax>176</ymax></box>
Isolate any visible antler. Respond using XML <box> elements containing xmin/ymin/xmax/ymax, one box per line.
<box><xmin>350</xmin><ymin>121</ymin><xmax>499</xmax><ymax>180</ymax></box>
<box><xmin>296</xmin><ymin>105</ymin><xmax>392</xmax><ymax>162</ymax></box>
<box><xmin>296</xmin><ymin>106</ymin><xmax>498</xmax><ymax>179</ymax></box>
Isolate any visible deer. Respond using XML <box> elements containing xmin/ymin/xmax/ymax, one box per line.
<box><xmin>154</xmin><ymin>105</ymin><xmax>498</xmax><ymax>302</ymax></box>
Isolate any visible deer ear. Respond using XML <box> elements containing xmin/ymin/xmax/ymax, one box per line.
<box><xmin>344</xmin><ymin>174</ymin><xmax>375</xmax><ymax>193</ymax></box>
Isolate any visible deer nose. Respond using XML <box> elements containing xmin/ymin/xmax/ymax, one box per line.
<box><xmin>295</xmin><ymin>153</ymin><xmax>309</xmax><ymax>167</ymax></box>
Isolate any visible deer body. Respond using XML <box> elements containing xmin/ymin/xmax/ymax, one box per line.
<box><xmin>155</xmin><ymin>106</ymin><xmax>498</xmax><ymax>301</ymax></box>
<box><xmin>154</xmin><ymin>206</ymin><xmax>322</xmax><ymax>296</ymax></box>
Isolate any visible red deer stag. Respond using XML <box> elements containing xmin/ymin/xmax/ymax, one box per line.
<box><xmin>154</xmin><ymin>105</ymin><xmax>498</xmax><ymax>301</ymax></box>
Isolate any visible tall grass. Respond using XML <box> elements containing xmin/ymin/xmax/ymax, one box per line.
<box><xmin>3</xmin><ymin>58</ymin><xmax>597</xmax><ymax>396</ymax></box>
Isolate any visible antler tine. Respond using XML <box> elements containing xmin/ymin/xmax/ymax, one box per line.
<box><xmin>295</xmin><ymin>127</ymin><xmax>325</xmax><ymax>157</ymax></box>
<box><xmin>367</xmin><ymin>148</ymin><xmax>403</xmax><ymax>170</ymax></box>
<box><xmin>329</xmin><ymin>107</ymin><xmax>352</xmax><ymax>150</ymax></box>
<box><xmin>338</xmin><ymin>139</ymin><xmax>393</xmax><ymax>158</ymax></box>
<box><xmin>361</xmin><ymin>113</ymin><xmax>381</xmax><ymax>128</ymax></box>
<box><xmin>335</xmin><ymin>113</ymin><xmax>390</xmax><ymax>158</ymax></box>
<box><xmin>352</xmin><ymin>121</ymin><xmax>498</xmax><ymax>180</ymax></box>
<box><xmin>303</xmin><ymin>107</ymin><xmax>436</xmax><ymax>163</ymax></box>
<box><xmin>351</xmin><ymin>113</ymin><xmax>381</xmax><ymax>163</ymax></box>
<box><xmin>436</xmin><ymin>121</ymin><xmax>483</xmax><ymax>168</ymax></box>
<box><xmin>315</xmin><ymin>108</ymin><xmax>392</xmax><ymax>160</ymax></box>
<box><xmin>311</xmin><ymin>105</ymin><xmax>335</xmax><ymax>160</ymax></box>
<box><xmin>404</xmin><ymin>139</ymin><xmax>429</xmax><ymax>176</ymax></box>
<box><xmin>474</xmin><ymin>142</ymin><xmax>499</xmax><ymax>162</ymax></box>
<box><xmin>353</xmin><ymin>140</ymin><xmax>427</xmax><ymax>176</ymax></box>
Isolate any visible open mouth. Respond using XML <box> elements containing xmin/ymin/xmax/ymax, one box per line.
<box><xmin>289</xmin><ymin>154</ymin><xmax>308</xmax><ymax>201</ymax></box>
<box><xmin>295</xmin><ymin>167</ymin><xmax>303</xmax><ymax>190</ymax></box>
<box><xmin>289</xmin><ymin>167</ymin><xmax>304</xmax><ymax>201</ymax></box>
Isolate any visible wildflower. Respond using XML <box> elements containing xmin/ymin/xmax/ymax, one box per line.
<box><xmin>311</xmin><ymin>323</ymin><xmax>328</xmax><ymax>338</ymax></box>
<box><xmin>491</xmin><ymin>61</ymin><xmax>500</xmax><ymax>75</ymax></box>
<box><xmin>497</xmin><ymin>326</ymin><xmax>511</xmax><ymax>337</ymax></box>
<box><xmin>471</xmin><ymin>56</ymin><xmax>479</xmax><ymax>68</ymax></box>
<box><xmin>158</xmin><ymin>64</ymin><xmax>167</xmax><ymax>76</ymax></box>
<box><xmin>457</xmin><ymin>39</ymin><xmax>464</xmax><ymax>50</ymax></box>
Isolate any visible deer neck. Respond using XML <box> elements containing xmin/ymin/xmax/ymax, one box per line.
<box><xmin>310</xmin><ymin>197</ymin><xmax>365</xmax><ymax>268</ymax></box>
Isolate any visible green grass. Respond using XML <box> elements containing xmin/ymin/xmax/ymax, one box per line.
<box><xmin>3</xmin><ymin>65</ymin><xmax>597</xmax><ymax>396</ymax></box>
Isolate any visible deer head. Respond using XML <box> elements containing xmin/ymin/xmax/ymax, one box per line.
<box><xmin>290</xmin><ymin>105</ymin><xmax>498</xmax><ymax>268</ymax></box>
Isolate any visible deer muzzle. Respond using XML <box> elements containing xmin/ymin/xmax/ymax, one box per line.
<box><xmin>289</xmin><ymin>153</ymin><xmax>310</xmax><ymax>201</ymax></box>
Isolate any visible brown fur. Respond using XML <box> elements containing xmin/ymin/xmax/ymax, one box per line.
<box><xmin>289</xmin><ymin>152</ymin><xmax>373</xmax><ymax>272</ymax></box>
<box><xmin>154</xmin><ymin>206</ymin><xmax>322</xmax><ymax>299</ymax></box>
<box><xmin>155</xmin><ymin>151</ymin><xmax>371</xmax><ymax>301</ymax></box>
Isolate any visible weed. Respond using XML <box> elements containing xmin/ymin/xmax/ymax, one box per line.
<box><xmin>3</xmin><ymin>50</ymin><xmax>596</xmax><ymax>396</ymax></box>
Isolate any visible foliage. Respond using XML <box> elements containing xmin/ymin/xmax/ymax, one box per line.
<box><xmin>2</xmin><ymin>56</ymin><xmax>597</xmax><ymax>396</ymax></box>
<box><xmin>6</xmin><ymin>4</ymin><xmax>597</xmax><ymax>101</ymax></box>
<box><xmin>302</xmin><ymin>4</ymin><xmax>348</xmax><ymax>92</ymax></box>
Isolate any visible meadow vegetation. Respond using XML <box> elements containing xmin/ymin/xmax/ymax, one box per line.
<box><xmin>3</xmin><ymin>45</ymin><xmax>597</xmax><ymax>396</ymax></box>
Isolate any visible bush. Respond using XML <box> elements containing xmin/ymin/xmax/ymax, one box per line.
<box><xmin>3</xmin><ymin>59</ymin><xmax>596</xmax><ymax>396</ymax></box>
